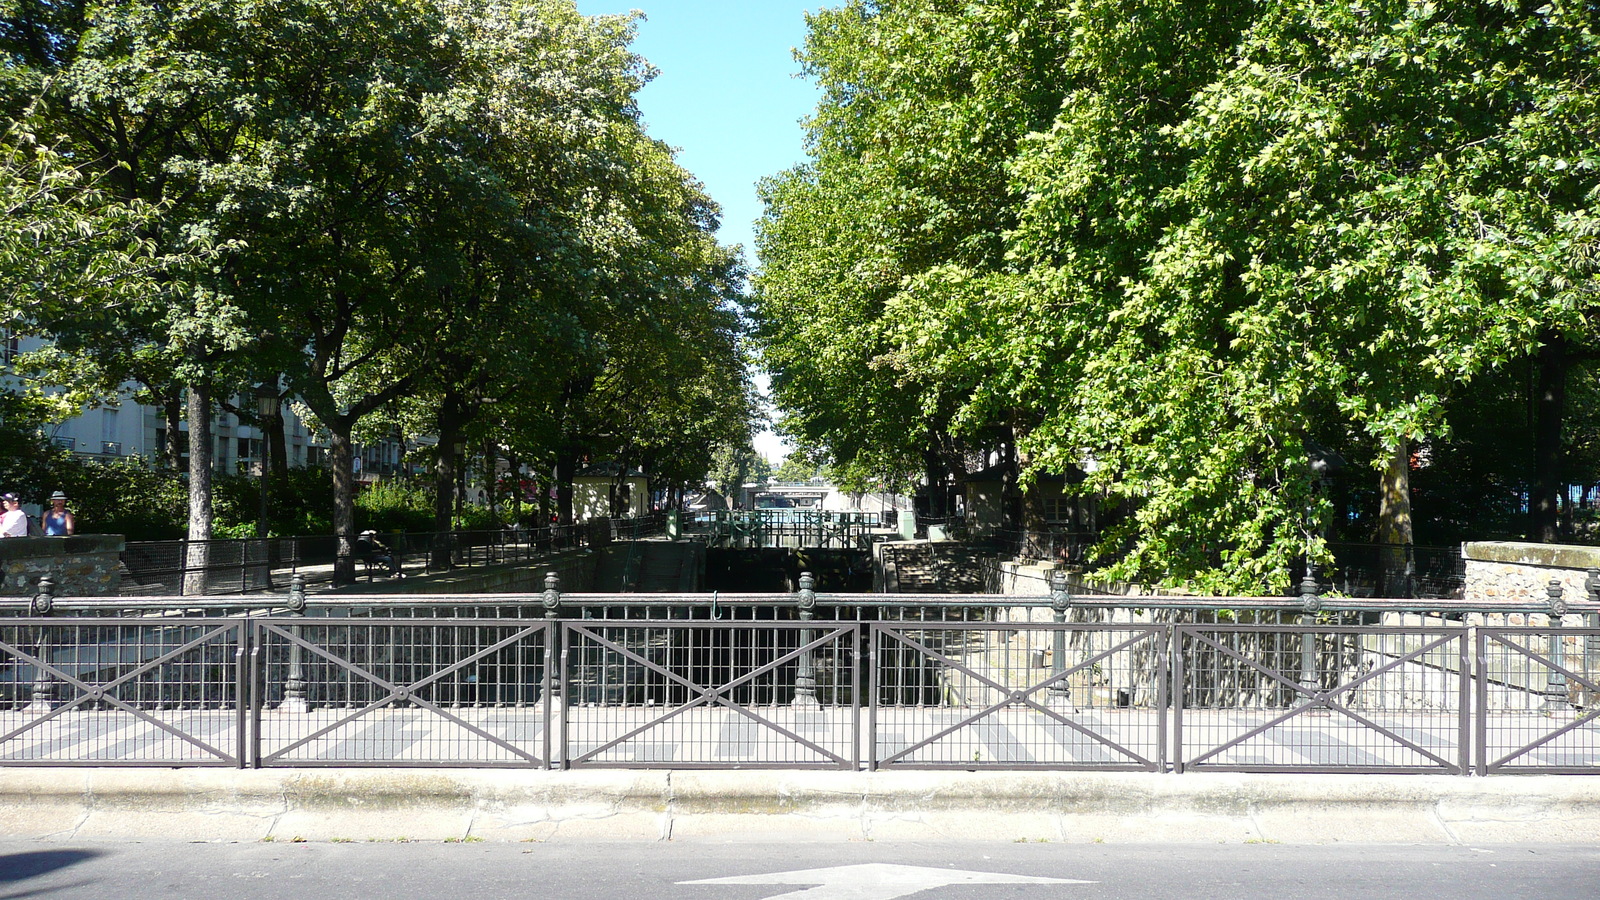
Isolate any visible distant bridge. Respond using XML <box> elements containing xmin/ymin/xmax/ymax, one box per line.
<box><xmin>687</xmin><ymin>509</ymin><xmax>891</xmax><ymax>550</ymax></box>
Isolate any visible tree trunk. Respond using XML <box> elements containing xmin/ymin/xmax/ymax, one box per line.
<box><xmin>483</xmin><ymin>438</ymin><xmax>499</xmax><ymax>527</ymax></box>
<box><xmin>268</xmin><ymin>401</ymin><xmax>288</xmax><ymax>480</ymax></box>
<box><xmin>1377</xmin><ymin>439</ymin><xmax>1414</xmax><ymax>598</ymax></box>
<box><xmin>1531</xmin><ymin>332</ymin><xmax>1568</xmax><ymax>543</ymax></box>
<box><xmin>555</xmin><ymin>451</ymin><xmax>577</xmax><ymax>525</ymax></box>
<box><xmin>538</xmin><ymin>465</ymin><xmax>552</xmax><ymax>527</ymax></box>
<box><xmin>455</xmin><ymin>447</ymin><xmax>467</xmax><ymax>524</ymax></box>
<box><xmin>922</xmin><ymin>446</ymin><xmax>946</xmax><ymax>518</ymax></box>
<box><xmin>432</xmin><ymin>426</ymin><xmax>460</xmax><ymax>571</ymax></box>
<box><xmin>162</xmin><ymin>393</ymin><xmax>184</xmax><ymax>470</ymax></box>
<box><xmin>1017</xmin><ymin>447</ymin><xmax>1047</xmax><ymax>535</ymax></box>
<box><xmin>506</xmin><ymin>453</ymin><xmax>521</xmax><ymax>526</ymax></box>
<box><xmin>183</xmin><ymin>384</ymin><xmax>214</xmax><ymax>596</ymax></box>
<box><xmin>329</xmin><ymin>426</ymin><xmax>357</xmax><ymax>584</ymax></box>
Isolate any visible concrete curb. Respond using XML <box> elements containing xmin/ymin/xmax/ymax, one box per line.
<box><xmin>2</xmin><ymin>769</ymin><xmax>1596</xmax><ymax>844</ymax></box>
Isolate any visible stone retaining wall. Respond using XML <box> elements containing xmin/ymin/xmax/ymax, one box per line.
<box><xmin>0</xmin><ymin>535</ymin><xmax>123</xmax><ymax>597</ymax></box>
<box><xmin>1462</xmin><ymin>541</ymin><xmax>1600</xmax><ymax>606</ymax></box>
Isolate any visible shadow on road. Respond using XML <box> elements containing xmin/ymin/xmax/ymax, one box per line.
<box><xmin>0</xmin><ymin>850</ymin><xmax>103</xmax><ymax>884</ymax></box>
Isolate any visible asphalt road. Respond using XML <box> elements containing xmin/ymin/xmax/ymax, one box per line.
<box><xmin>1</xmin><ymin>841</ymin><xmax>1596</xmax><ymax>900</ymax></box>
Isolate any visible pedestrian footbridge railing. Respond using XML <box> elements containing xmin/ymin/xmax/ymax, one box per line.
<box><xmin>1</xmin><ymin>574</ymin><xmax>1597</xmax><ymax>773</ymax></box>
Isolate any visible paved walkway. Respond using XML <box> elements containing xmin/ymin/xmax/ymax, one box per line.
<box><xmin>4</xmin><ymin>705</ymin><xmax>1596</xmax><ymax>772</ymax></box>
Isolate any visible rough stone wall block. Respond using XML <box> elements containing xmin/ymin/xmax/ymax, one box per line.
<box><xmin>0</xmin><ymin>535</ymin><xmax>124</xmax><ymax>597</ymax></box>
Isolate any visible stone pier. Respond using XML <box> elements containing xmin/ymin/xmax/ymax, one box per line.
<box><xmin>1462</xmin><ymin>541</ymin><xmax>1600</xmax><ymax>607</ymax></box>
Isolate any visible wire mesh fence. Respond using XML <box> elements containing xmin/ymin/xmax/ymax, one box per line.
<box><xmin>0</xmin><ymin>618</ymin><xmax>245</xmax><ymax>765</ymax></box>
<box><xmin>1</xmin><ymin>606</ymin><xmax>1597</xmax><ymax>773</ymax></box>
<box><xmin>561</xmin><ymin>620</ymin><xmax>859</xmax><ymax>769</ymax></box>
<box><xmin>1477</xmin><ymin>626</ymin><xmax>1600</xmax><ymax>774</ymax></box>
<box><xmin>1174</xmin><ymin>624</ymin><xmax>1470</xmax><ymax>774</ymax></box>
<box><xmin>870</xmin><ymin>622</ymin><xmax>1166</xmax><ymax>770</ymax></box>
<box><xmin>251</xmin><ymin>618</ymin><xmax>550</xmax><ymax>767</ymax></box>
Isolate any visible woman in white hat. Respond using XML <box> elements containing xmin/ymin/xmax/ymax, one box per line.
<box><xmin>43</xmin><ymin>491</ymin><xmax>75</xmax><ymax>536</ymax></box>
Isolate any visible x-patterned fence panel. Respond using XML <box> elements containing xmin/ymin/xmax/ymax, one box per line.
<box><xmin>1477</xmin><ymin>626</ymin><xmax>1600</xmax><ymax>774</ymax></box>
<box><xmin>560</xmin><ymin>620</ymin><xmax>859</xmax><ymax>769</ymax></box>
<box><xmin>869</xmin><ymin>623</ymin><xmax>1166</xmax><ymax>770</ymax></box>
<box><xmin>0</xmin><ymin>618</ymin><xmax>245</xmax><ymax>766</ymax></box>
<box><xmin>1174</xmin><ymin>624</ymin><xmax>1469</xmax><ymax>774</ymax></box>
<box><xmin>252</xmin><ymin>618</ymin><xmax>550</xmax><ymax>767</ymax></box>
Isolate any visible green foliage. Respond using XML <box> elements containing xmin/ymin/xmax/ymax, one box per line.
<box><xmin>772</xmin><ymin>456</ymin><xmax>823</xmax><ymax>483</ymax></box>
<box><xmin>0</xmin><ymin>452</ymin><xmax>189</xmax><ymax>541</ymax></box>
<box><xmin>760</xmin><ymin>0</ymin><xmax>1600</xmax><ymax>593</ymax></box>
<box><xmin>2</xmin><ymin>0</ymin><xmax>754</xmax><ymax>545</ymax></box>
<box><xmin>352</xmin><ymin>480</ymin><xmax>437</xmax><ymax>535</ymax></box>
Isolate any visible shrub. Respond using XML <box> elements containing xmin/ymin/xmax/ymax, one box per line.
<box><xmin>354</xmin><ymin>479</ymin><xmax>436</xmax><ymax>534</ymax></box>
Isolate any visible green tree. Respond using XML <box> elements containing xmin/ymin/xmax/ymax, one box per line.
<box><xmin>760</xmin><ymin>0</ymin><xmax>1600</xmax><ymax>593</ymax></box>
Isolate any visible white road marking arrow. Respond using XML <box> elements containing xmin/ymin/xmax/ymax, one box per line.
<box><xmin>681</xmin><ymin>863</ymin><xmax>1094</xmax><ymax>900</ymax></box>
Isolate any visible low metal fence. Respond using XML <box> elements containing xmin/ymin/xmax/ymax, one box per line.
<box><xmin>561</xmin><ymin>620</ymin><xmax>859</xmax><ymax>769</ymax></box>
<box><xmin>4</xmin><ymin>593</ymin><xmax>1596</xmax><ymax>773</ymax></box>
<box><xmin>252</xmin><ymin>618</ymin><xmax>551</xmax><ymax>768</ymax></box>
<box><xmin>117</xmin><ymin>523</ymin><xmax>612</xmax><ymax>596</ymax></box>
<box><xmin>1174</xmin><ymin>624</ymin><xmax>1470</xmax><ymax>774</ymax></box>
<box><xmin>1477</xmin><ymin>626</ymin><xmax>1600</xmax><ymax>774</ymax></box>
<box><xmin>0</xmin><ymin>618</ymin><xmax>246</xmax><ymax>766</ymax></box>
<box><xmin>870</xmin><ymin>622</ymin><xmax>1166</xmax><ymax>771</ymax></box>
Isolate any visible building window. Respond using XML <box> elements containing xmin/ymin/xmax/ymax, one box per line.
<box><xmin>1041</xmin><ymin>497</ymin><xmax>1075</xmax><ymax>524</ymax></box>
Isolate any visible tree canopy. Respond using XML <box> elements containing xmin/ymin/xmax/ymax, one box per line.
<box><xmin>2</xmin><ymin>0</ymin><xmax>754</xmax><ymax>571</ymax></box>
<box><xmin>756</xmin><ymin>0</ymin><xmax>1600</xmax><ymax>593</ymax></box>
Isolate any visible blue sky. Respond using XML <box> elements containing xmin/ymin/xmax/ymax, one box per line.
<box><xmin>575</xmin><ymin>1</ymin><xmax>823</xmax><ymax>256</ymax></box>
<box><xmin>576</xmin><ymin>2</ymin><xmax>824</xmax><ymax>459</ymax></box>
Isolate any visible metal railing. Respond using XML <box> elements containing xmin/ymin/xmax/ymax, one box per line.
<box><xmin>2</xmin><ymin>575</ymin><xmax>1597</xmax><ymax>772</ymax></box>
<box><xmin>118</xmin><ymin>520</ymin><xmax>656</xmax><ymax>596</ymax></box>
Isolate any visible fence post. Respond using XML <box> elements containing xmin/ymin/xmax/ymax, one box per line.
<box><xmin>280</xmin><ymin>574</ymin><xmax>308</xmax><ymax>713</ymax></box>
<box><xmin>793</xmin><ymin>571</ymin><xmax>819</xmax><ymax>707</ymax></box>
<box><xmin>25</xmin><ymin>577</ymin><xmax>56</xmax><ymax>713</ymax></box>
<box><xmin>1542</xmin><ymin>579</ymin><xmax>1568</xmax><ymax>716</ymax></box>
<box><xmin>1049</xmin><ymin>570</ymin><xmax>1073</xmax><ymax>708</ymax></box>
<box><xmin>541</xmin><ymin>571</ymin><xmax>563</xmax><ymax>769</ymax></box>
<box><xmin>1298</xmin><ymin>569</ymin><xmax>1322</xmax><ymax>709</ymax></box>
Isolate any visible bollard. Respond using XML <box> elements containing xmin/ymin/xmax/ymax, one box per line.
<box><xmin>1542</xmin><ymin>579</ymin><xmax>1569</xmax><ymax>716</ymax></box>
<box><xmin>793</xmin><ymin>571</ymin><xmax>819</xmax><ymax>708</ymax></box>
<box><xmin>1048</xmin><ymin>570</ymin><xmax>1074</xmax><ymax>708</ymax></box>
<box><xmin>26</xmin><ymin>577</ymin><xmax>56</xmax><ymax>713</ymax></box>
<box><xmin>279</xmin><ymin>574</ymin><xmax>308</xmax><ymax>713</ymax></box>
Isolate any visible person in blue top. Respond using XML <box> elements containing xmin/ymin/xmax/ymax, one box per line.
<box><xmin>42</xmin><ymin>491</ymin><xmax>74</xmax><ymax>536</ymax></box>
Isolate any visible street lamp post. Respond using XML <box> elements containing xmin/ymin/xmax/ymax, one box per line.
<box><xmin>453</xmin><ymin>439</ymin><xmax>467</xmax><ymax>528</ymax></box>
<box><xmin>256</xmin><ymin>383</ymin><xmax>281</xmax><ymax>544</ymax></box>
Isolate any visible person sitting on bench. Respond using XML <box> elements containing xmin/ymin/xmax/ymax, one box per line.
<box><xmin>355</xmin><ymin>529</ymin><xmax>402</xmax><ymax>577</ymax></box>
